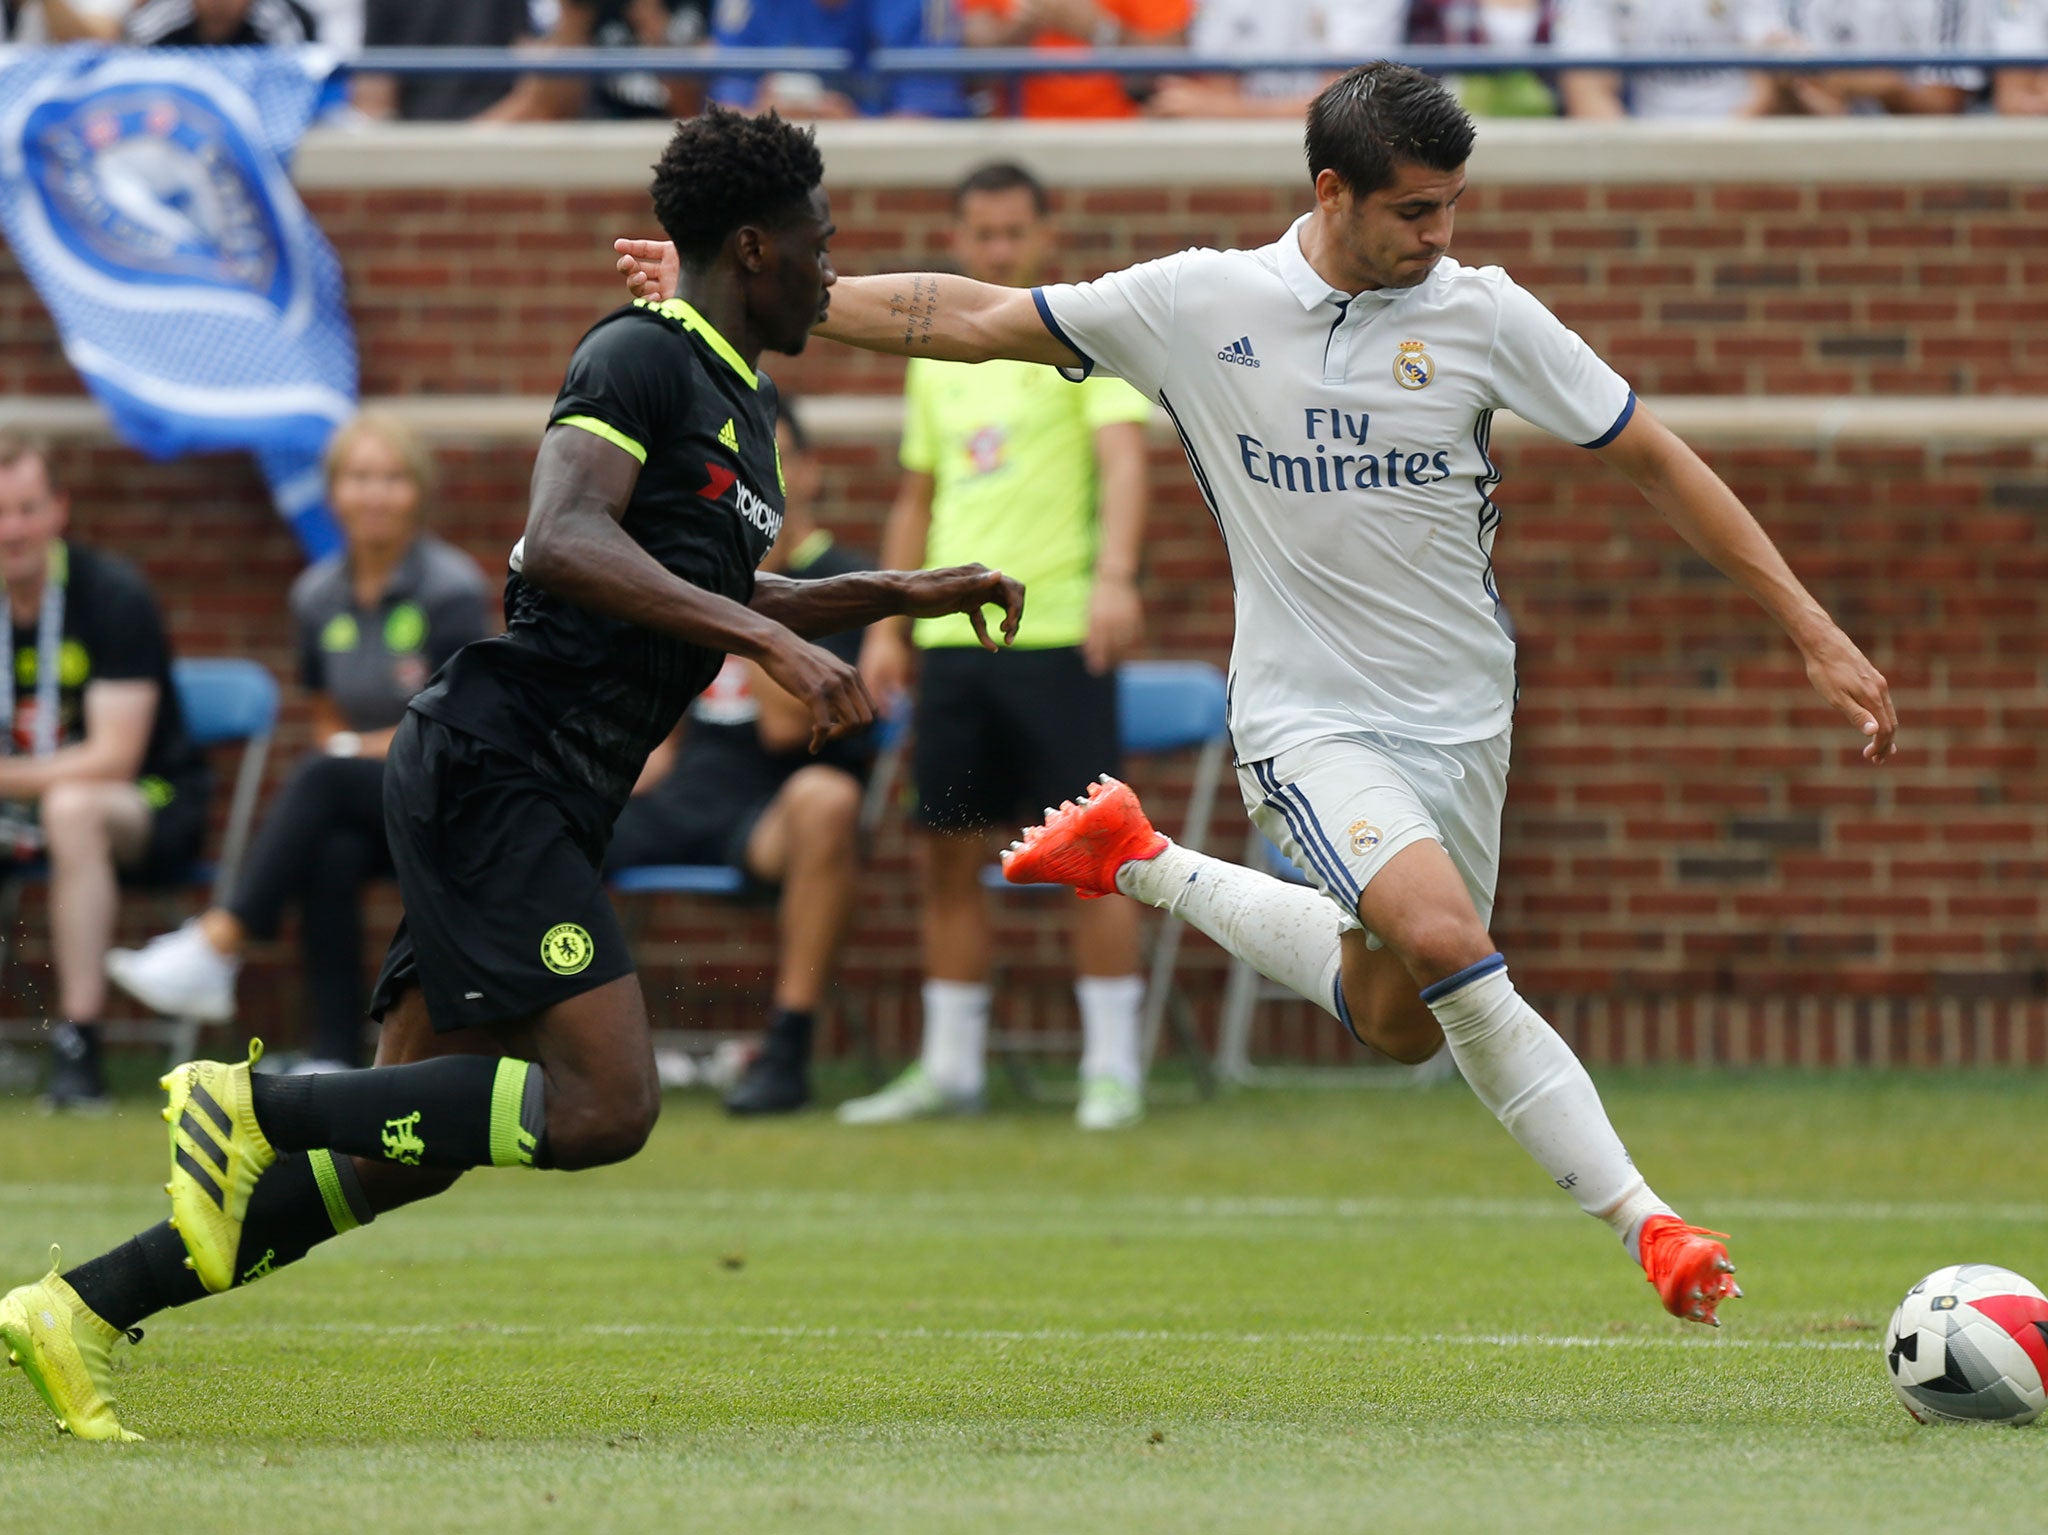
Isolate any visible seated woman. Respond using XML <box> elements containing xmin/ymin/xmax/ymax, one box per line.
<box><xmin>106</xmin><ymin>410</ymin><xmax>489</xmax><ymax>1069</ymax></box>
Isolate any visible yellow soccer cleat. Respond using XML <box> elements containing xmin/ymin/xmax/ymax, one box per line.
<box><xmin>1</xmin><ymin>1247</ymin><xmax>145</xmax><ymax>1441</ymax></box>
<box><xmin>161</xmin><ymin>1039</ymin><xmax>277</xmax><ymax>1294</ymax></box>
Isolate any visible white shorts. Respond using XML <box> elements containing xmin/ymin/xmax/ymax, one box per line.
<box><xmin>1236</xmin><ymin>729</ymin><xmax>1512</xmax><ymax>948</ymax></box>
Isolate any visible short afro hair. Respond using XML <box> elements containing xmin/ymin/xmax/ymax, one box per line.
<box><xmin>650</xmin><ymin>106</ymin><xmax>826</xmax><ymax>269</ymax></box>
<box><xmin>1305</xmin><ymin>62</ymin><xmax>1474</xmax><ymax>198</ymax></box>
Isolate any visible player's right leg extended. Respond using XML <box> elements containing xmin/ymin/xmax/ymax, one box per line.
<box><xmin>1005</xmin><ymin>776</ymin><xmax>1739</xmax><ymax>1326</ymax></box>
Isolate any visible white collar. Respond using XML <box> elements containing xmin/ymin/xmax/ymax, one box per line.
<box><xmin>1272</xmin><ymin>212</ymin><xmax>1432</xmax><ymax>313</ymax></box>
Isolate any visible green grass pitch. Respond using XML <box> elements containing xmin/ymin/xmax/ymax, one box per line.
<box><xmin>4</xmin><ymin>1069</ymin><xmax>2046</xmax><ymax>1532</ymax></box>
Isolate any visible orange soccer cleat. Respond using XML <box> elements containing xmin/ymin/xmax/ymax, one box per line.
<box><xmin>1639</xmin><ymin>1214</ymin><xmax>1741</xmax><ymax>1326</ymax></box>
<box><xmin>1000</xmin><ymin>776</ymin><xmax>1168</xmax><ymax>899</ymax></box>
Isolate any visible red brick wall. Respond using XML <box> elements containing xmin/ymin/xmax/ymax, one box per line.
<box><xmin>1</xmin><ymin>173</ymin><xmax>2043</xmax><ymax>1065</ymax></box>
<box><xmin>8</xmin><ymin>181</ymin><xmax>2047</xmax><ymax>400</ymax></box>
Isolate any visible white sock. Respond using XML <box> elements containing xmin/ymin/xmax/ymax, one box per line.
<box><xmin>1114</xmin><ymin>840</ymin><xmax>1347</xmax><ymax>1022</ymax></box>
<box><xmin>919</xmin><ymin>979</ymin><xmax>989</xmax><ymax>1097</ymax></box>
<box><xmin>1076</xmin><ymin>974</ymin><xmax>1144</xmax><ymax>1091</ymax></box>
<box><xmin>1424</xmin><ymin>957</ymin><xmax>1671</xmax><ymax>1255</ymax></box>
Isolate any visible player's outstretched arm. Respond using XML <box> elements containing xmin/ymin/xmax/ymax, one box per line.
<box><xmin>1596</xmin><ymin>405</ymin><xmax>1898</xmax><ymax>763</ymax></box>
<box><xmin>751</xmin><ymin>564</ymin><xmax>1025</xmax><ymax>651</ymax></box>
<box><xmin>613</xmin><ymin>238</ymin><xmax>1080</xmax><ymax>367</ymax></box>
<box><xmin>521</xmin><ymin>425</ymin><xmax>874</xmax><ymax>750</ymax></box>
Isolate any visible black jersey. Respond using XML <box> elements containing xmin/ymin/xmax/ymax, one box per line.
<box><xmin>411</xmin><ymin>298</ymin><xmax>785</xmax><ymax>810</ymax></box>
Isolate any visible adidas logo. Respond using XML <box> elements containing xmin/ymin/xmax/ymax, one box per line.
<box><xmin>1216</xmin><ymin>336</ymin><xmax>1260</xmax><ymax>368</ymax></box>
<box><xmin>717</xmin><ymin>418</ymin><xmax>739</xmax><ymax>452</ymax></box>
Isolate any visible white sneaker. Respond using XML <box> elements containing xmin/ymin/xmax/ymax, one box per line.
<box><xmin>105</xmin><ymin>920</ymin><xmax>239</xmax><ymax>1024</ymax></box>
<box><xmin>835</xmin><ymin>1064</ymin><xmax>982</xmax><ymax>1125</ymax></box>
<box><xmin>1075</xmin><ymin>1076</ymin><xmax>1144</xmax><ymax>1131</ymax></box>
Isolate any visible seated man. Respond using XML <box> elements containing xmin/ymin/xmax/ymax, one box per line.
<box><xmin>603</xmin><ymin>399</ymin><xmax>873</xmax><ymax>1117</ymax></box>
<box><xmin>0</xmin><ymin>431</ymin><xmax>210</xmax><ymax>1110</ymax></box>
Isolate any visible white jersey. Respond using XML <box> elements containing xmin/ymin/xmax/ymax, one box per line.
<box><xmin>1553</xmin><ymin>0</ymin><xmax>1790</xmax><ymax>119</ymax></box>
<box><xmin>1035</xmin><ymin>216</ymin><xmax>1633</xmax><ymax>761</ymax></box>
<box><xmin>1785</xmin><ymin>0</ymin><xmax>1992</xmax><ymax>89</ymax></box>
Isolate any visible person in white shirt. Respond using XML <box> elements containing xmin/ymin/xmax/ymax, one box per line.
<box><xmin>1992</xmin><ymin>0</ymin><xmax>2048</xmax><ymax>111</ymax></box>
<box><xmin>1781</xmin><ymin>0</ymin><xmax>1991</xmax><ymax>114</ymax></box>
<box><xmin>1147</xmin><ymin>0</ymin><xmax>1405</xmax><ymax>118</ymax></box>
<box><xmin>1556</xmin><ymin>0</ymin><xmax>1793</xmax><ymax>119</ymax></box>
<box><xmin>614</xmin><ymin>67</ymin><xmax>1896</xmax><ymax>1326</ymax></box>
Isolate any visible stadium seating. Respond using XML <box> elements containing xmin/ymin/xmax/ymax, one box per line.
<box><xmin>0</xmin><ymin>657</ymin><xmax>279</xmax><ymax>1065</ymax></box>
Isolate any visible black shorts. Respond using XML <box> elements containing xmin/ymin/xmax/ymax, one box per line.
<box><xmin>369</xmin><ymin>713</ymin><xmax>634</xmax><ymax>1033</ymax></box>
<box><xmin>912</xmin><ymin>645</ymin><xmax>1121</xmax><ymax>833</ymax></box>
<box><xmin>601</xmin><ymin>772</ymin><xmax>776</xmax><ymax>885</ymax></box>
<box><xmin>124</xmin><ymin>774</ymin><xmax>210</xmax><ymax>887</ymax></box>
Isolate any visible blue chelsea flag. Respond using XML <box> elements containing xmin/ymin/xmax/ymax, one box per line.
<box><xmin>0</xmin><ymin>47</ymin><xmax>354</xmax><ymax>557</ymax></box>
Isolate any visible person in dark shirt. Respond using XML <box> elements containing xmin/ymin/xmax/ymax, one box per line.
<box><xmin>0</xmin><ymin>107</ymin><xmax>1024</xmax><ymax>1443</ymax></box>
<box><xmin>0</xmin><ymin>431</ymin><xmax>210</xmax><ymax>1112</ymax></box>
<box><xmin>124</xmin><ymin>0</ymin><xmax>317</xmax><ymax>46</ymax></box>
<box><xmin>355</xmin><ymin>0</ymin><xmax>550</xmax><ymax>122</ymax></box>
<box><xmin>488</xmin><ymin>0</ymin><xmax>713</xmax><ymax>122</ymax></box>
<box><xmin>605</xmin><ymin>397</ymin><xmax>874</xmax><ymax>1116</ymax></box>
<box><xmin>108</xmin><ymin>411</ymin><xmax>490</xmax><ymax>1073</ymax></box>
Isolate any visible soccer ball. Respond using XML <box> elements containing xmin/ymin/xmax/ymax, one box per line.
<box><xmin>1883</xmin><ymin>1264</ymin><xmax>2048</xmax><ymax>1426</ymax></box>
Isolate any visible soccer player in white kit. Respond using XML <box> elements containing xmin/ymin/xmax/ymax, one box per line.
<box><xmin>616</xmin><ymin>71</ymin><xmax>1897</xmax><ymax>1325</ymax></box>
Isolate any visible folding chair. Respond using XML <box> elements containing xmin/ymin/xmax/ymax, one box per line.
<box><xmin>985</xmin><ymin>658</ymin><xmax>1226</xmax><ymax>1098</ymax></box>
<box><xmin>0</xmin><ymin>657</ymin><xmax>279</xmax><ymax>1066</ymax></box>
<box><xmin>610</xmin><ymin>708</ymin><xmax>909</xmax><ymax>1073</ymax></box>
<box><xmin>1213</xmin><ymin>828</ymin><xmax>1457</xmax><ymax>1089</ymax></box>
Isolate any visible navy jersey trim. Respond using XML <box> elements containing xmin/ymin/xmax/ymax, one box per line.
<box><xmin>1032</xmin><ymin>287</ymin><xmax>1096</xmax><ymax>381</ymax></box>
<box><xmin>1580</xmin><ymin>389</ymin><xmax>1637</xmax><ymax>451</ymax></box>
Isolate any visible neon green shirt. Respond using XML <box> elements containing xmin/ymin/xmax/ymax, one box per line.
<box><xmin>900</xmin><ymin>356</ymin><xmax>1152</xmax><ymax>649</ymax></box>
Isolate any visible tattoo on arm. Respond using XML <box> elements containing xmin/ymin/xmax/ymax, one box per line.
<box><xmin>888</xmin><ymin>274</ymin><xmax>942</xmax><ymax>351</ymax></box>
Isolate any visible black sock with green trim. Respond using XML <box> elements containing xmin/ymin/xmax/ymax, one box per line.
<box><xmin>61</xmin><ymin>1151</ymin><xmax>375</xmax><ymax>1330</ymax></box>
<box><xmin>230</xmin><ymin>1149</ymin><xmax>376</xmax><ymax>1288</ymax></box>
<box><xmin>248</xmin><ymin>1056</ymin><xmax>545</xmax><ymax>1170</ymax></box>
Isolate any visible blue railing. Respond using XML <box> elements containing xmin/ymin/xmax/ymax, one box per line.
<box><xmin>339</xmin><ymin>46</ymin><xmax>2048</xmax><ymax>80</ymax></box>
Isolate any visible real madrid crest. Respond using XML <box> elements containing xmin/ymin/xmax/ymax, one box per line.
<box><xmin>1347</xmin><ymin>819</ymin><xmax>1383</xmax><ymax>857</ymax></box>
<box><xmin>1393</xmin><ymin>339</ymin><xmax>1434</xmax><ymax>391</ymax></box>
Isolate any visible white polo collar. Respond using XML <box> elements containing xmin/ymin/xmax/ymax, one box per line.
<box><xmin>1274</xmin><ymin>212</ymin><xmax>1430</xmax><ymax>314</ymax></box>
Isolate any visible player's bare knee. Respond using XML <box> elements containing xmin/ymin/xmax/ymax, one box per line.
<box><xmin>545</xmin><ymin>1084</ymin><xmax>659</xmax><ymax>1169</ymax></box>
<box><xmin>1396</xmin><ymin>915</ymin><xmax>1496</xmax><ymax>992</ymax></box>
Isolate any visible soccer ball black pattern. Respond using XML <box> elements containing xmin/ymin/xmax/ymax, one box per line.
<box><xmin>1883</xmin><ymin>1263</ymin><xmax>2048</xmax><ymax>1426</ymax></box>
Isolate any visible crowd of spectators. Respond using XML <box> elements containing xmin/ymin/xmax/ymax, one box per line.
<box><xmin>4</xmin><ymin>0</ymin><xmax>2046</xmax><ymax>118</ymax></box>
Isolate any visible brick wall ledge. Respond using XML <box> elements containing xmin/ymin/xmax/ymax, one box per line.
<box><xmin>295</xmin><ymin>116</ymin><xmax>2048</xmax><ymax>190</ymax></box>
<box><xmin>4</xmin><ymin>394</ymin><xmax>2043</xmax><ymax>445</ymax></box>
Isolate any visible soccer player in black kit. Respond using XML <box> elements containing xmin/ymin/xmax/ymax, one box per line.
<box><xmin>0</xmin><ymin>108</ymin><xmax>1024</xmax><ymax>1441</ymax></box>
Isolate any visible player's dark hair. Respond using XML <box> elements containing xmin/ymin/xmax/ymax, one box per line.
<box><xmin>954</xmin><ymin>161</ymin><xmax>1049</xmax><ymax>215</ymax></box>
<box><xmin>649</xmin><ymin>106</ymin><xmax>825</xmax><ymax>269</ymax></box>
<box><xmin>1304</xmin><ymin>62</ymin><xmax>1474</xmax><ymax>197</ymax></box>
<box><xmin>776</xmin><ymin>392</ymin><xmax>809</xmax><ymax>454</ymax></box>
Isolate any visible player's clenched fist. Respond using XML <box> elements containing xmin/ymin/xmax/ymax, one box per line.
<box><xmin>890</xmin><ymin>563</ymin><xmax>1026</xmax><ymax>652</ymax></box>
